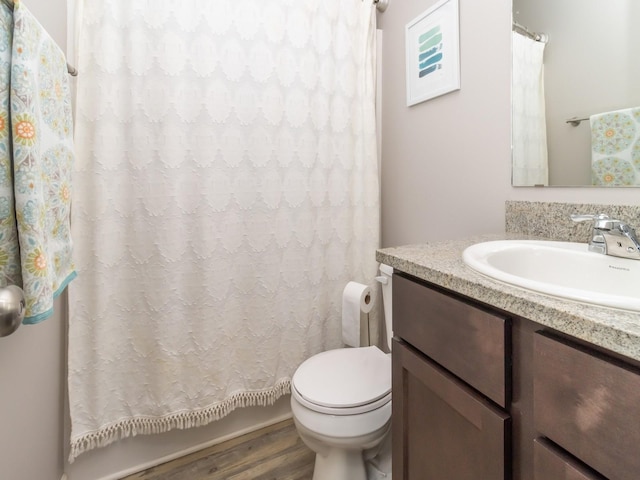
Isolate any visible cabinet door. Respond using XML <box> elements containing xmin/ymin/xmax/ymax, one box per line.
<box><xmin>392</xmin><ymin>339</ymin><xmax>510</xmax><ymax>480</ymax></box>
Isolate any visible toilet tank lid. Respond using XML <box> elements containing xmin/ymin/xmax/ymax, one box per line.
<box><xmin>292</xmin><ymin>346</ymin><xmax>391</xmax><ymax>409</ymax></box>
<box><xmin>379</xmin><ymin>263</ymin><xmax>393</xmax><ymax>276</ymax></box>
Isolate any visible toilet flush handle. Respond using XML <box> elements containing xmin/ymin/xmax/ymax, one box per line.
<box><xmin>375</xmin><ymin>276</ymin><xmax>388</xmax><ymax>285</ymax></box>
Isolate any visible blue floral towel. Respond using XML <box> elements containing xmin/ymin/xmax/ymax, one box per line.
<box><xmin>590</xmin><ymin>106</ymin><xmax>640</xmax><ymax>186</ymax></box>
<box><xmin>0</xmin><ymin>3</ymin><xmax>22</xmax><ymax>290</ymax></box>
<box><xmin>8</xmin><ymin>0</ymin><xmax>76</xmax><ymax>323</ymax></box>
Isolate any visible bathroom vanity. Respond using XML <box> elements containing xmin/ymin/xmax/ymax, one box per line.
<box><xmin>377</xmin><ymin>234</ymin><xmax>640</xmax><ymax>480</ymax></box>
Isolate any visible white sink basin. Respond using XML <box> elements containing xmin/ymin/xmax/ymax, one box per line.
<box><xmin>463</xmin><ymin>240</ymin><xmax>640</xmax><ymax>312</ymax></box>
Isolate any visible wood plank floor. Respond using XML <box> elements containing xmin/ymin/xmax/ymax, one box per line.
<box><xmin>121</xmin><ymin>419</ymin><xmax>315</xmax><ymax>480</ymax></box>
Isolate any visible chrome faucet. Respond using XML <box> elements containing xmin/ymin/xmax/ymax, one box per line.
<box><xmin>571</xmin><ymin>214</ymin><xmax>640</xmax><ymax>260</ymax></box>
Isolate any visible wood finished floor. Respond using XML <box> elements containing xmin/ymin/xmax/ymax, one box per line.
<box><xmin>121</xmin><ymin>419</ymin><xmax>315</xmax><ymax>480</ymax></box>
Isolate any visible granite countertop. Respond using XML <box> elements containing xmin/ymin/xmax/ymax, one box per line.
<box><xmin>376</xmin><ymin>233</ymin><xmax>640</xmax><ymax>362</ymax></box>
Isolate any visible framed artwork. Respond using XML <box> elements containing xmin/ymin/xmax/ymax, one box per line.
<box><xmin>405</xmin><ymin>0</ymin><xmax>460</xmax><ymax>106</ymax></box>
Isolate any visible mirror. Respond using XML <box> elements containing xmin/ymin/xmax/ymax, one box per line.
<box><xmin>512</xmin><ymin>0</ymin><xmax>640</xmax><ymax>187</ymax></box>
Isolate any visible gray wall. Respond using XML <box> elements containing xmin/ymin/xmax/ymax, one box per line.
<box><xmin>380</xmin><ymin>0</ymin><xmax>640</xmax><ymax>247</ymax></box>
<box><xmin>0</xmin><ymin>3</ymin><xmax>68</xmax><ymax>479</ymax></box>
<box><xmin>0</xmin><ymin>300</ymin><xmax>67</xmax><ymax>480</ymax></box>
<box><xmin>380</xmin><ymin>0</ymin><xmax>512</xmax><ymax>246</ymax></box>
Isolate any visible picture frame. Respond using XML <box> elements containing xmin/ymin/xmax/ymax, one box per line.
<box><xmin>405</xmin><ymin>0</ymin><xmax>460</xmax><ymax>106</ymax></box>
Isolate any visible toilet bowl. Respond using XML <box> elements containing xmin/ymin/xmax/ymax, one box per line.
<box><xmin>290</xmin><ymin>264</ymin><xmax>394</xmax><ymax>480</ymax></box>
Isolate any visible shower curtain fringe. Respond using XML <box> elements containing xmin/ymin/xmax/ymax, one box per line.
<box><xmin>69</xmin><ymin>380</ymin><xmax>291</xmax><ymax>462</ymax></box>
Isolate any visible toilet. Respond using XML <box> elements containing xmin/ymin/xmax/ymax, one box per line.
<box><xmin>290</xmin><ymin>264</ymin><xmax>394</xmax><ymax>480</ymax></box>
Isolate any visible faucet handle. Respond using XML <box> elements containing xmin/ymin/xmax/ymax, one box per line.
<box><xmin>570</xmin><ymin>213</ymin><xmax>608</xmax><ymax>222</ymax></box>
<box><xmin>613</xmin><ymin>222</ymin><xmax>640</xmax><ymax>254</ymax></box>
<box><xmin>570</xmin><ymin>213</ymin><xmax>614</xmax><ymax>229</ymax></box>
<box><xmin>570</xmin><ymin>214</ymin><xmax>609</xmax><ymax>253</ymax></box>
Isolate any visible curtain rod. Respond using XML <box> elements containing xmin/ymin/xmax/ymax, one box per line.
<box><xmin>513</xmin><ymin>21</ymin><xmax>548</xmax><ymax>43</ymax></box>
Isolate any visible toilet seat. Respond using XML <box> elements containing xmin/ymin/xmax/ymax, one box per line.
<box><xmin>291</xmin><ymin>346</ymin><xmax>391</xmax><ymax>416</ymax></box>
<box><xmin>292</xmin><ymin>385</ymin><xmax>391</xmax><ymax>416</ymax></box>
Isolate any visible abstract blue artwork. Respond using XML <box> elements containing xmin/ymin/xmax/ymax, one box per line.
<box><xmin>406</xmin><ymin>0</ymin><xmax>460</xmax><ymax>106</ymax></box>
<box><xmin>418</xmin><ymin>26</ymin><xmax>443</xmax><ymax>78</ymax></box>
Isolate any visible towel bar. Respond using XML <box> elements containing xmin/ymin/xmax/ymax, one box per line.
<box><xmin>566</xmin><ymin>117</ymin><xmax>589</xmax><ymax>127</ymax></box>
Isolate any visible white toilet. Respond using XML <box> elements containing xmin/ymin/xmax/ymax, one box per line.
<box><xmin>290</xmin><ymin>264</ymin><xmax>394</xmax><ymax>480</ymax></box>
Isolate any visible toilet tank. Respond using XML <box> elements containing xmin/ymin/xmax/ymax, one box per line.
<box><xmin>376</xmin><ymin>264</ymin><xmax>393</xmax><ymax>351</ymax></box>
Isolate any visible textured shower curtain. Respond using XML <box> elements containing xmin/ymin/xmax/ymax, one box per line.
<box><xmin>68</xmin><ymin>0</ymin><xmax>379</xmax><ymax>460</ymax></box>
<box><xmin>512</xmin><ymin>31</ymin><xmax>548</xmax><ymax>186</ymax></box>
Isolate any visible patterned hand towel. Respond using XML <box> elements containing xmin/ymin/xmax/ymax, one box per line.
<box><xmin>590</xmin><ymin>106</ymin><xmax>640</xmax><ymax>186</ymax></box>
<box><xmin>0</xmin><ymin>2</ymin><xmax>22</xmax><ymax>289</ymax></box>
<box><xmin>9</xmin><ymin>0</ymin><xmax>76</xmax><ymax>323</ymax></box>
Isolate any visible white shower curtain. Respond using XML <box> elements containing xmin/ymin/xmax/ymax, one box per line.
<box><xmin>68</xmin><ymin>0</ymin><xmax>379</xmax><ymax>461</ymax></box>
<box><xmin>511</xmin><ymin>31</ymin><xmax>548</xmax><ymax>186</ymax></box>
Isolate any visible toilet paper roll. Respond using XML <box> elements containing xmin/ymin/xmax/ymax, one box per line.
<box><xmin>342</xmin><ymin>281</ymin><xmax>373</xmax><ymax>347</ymax></box>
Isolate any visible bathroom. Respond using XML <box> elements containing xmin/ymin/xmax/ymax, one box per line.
<box><xmin>0</xmin><ymin>0</ymin><xmax>638</xmax><ymax>479</ymax></box>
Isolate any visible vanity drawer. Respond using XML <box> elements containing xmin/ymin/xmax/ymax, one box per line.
<box><xmin>393</xmin><ymin>274</ymin><xmax>510</xmax><ymax>407</ymax></box>
<box><xmin>533</xmin><ymin>438</ymin><xmax>604</xmax><ymax>480</ymax></box>
<box><xmin>534</xmin><ymin>332</ymin><xmax>640</xmax><ymax>479</ymax></box>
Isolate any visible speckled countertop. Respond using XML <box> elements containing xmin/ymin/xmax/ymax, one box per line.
<box><xmin>376</xmin><ymin>233</ymin><xmax>640</xmax><ymax>362</ymax></box>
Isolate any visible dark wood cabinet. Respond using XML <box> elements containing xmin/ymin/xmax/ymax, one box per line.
<box><xmin>392</xmin><ymin>272</ymin><xmax>640</xmax><ymax>480</ymax></box>
<box><xmin>392</xmin><ymin>274</ymin><xmax>511</xmax><ymax>479</ymax></box>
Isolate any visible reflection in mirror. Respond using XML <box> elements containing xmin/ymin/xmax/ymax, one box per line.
<box><xmin>512</xmin><ymin>0</ymin><xmax>640</xmax><ymax>187</ymax></box>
